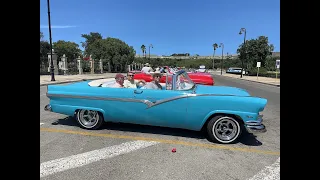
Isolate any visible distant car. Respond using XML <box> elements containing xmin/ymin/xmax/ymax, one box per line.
<box><xmin>45</xmin><ymin>70</ymin><xmax>267</xmax><ymax>144</ymax></box>
<box><xmin>133</xmin><ymin>66</ymin><xmax>214</xmax><ymax>85</ymax></box>
<box><xmin>226</xmin><ymin>67</ymin><xmax>244</xmax><ymax>74</ymax></box>
<box><xmin>196</xmin><ymin>65</ymin><xmax>207</xmax><ymax>73</ymax></box>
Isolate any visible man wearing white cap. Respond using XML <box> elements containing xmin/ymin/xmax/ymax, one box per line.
<box><xmin>141</xmin><ymin>63</ymin><xmax>153</xmax><ymax>74</ymax></box>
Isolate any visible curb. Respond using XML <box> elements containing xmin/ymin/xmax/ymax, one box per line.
<box><xmin>40</xmin><ymin>77</ymin><xmax>107</xmax><ymax>86</ymax></box>
<box><xmin>218</xmin><ymin>75</ymin><xmax>280</xmax><ymax>87</ymax></box>
<box><xmin>237</xmin><ymin>78</ymin><xmax>280</xmax><ymax>87</ymax></box>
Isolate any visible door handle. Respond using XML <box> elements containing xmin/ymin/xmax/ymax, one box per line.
<box><xmin>134</xmin><ymin>90</ymin><xmax>143</xmax><ymax>94</ymax></box>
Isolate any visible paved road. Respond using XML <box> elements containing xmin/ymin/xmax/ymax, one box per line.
<box><xmin>40</xmin><ymin>77</ymin><xmax>280</xmax><ymax>180</ymax></box>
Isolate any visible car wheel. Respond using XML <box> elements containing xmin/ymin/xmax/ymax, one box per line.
<box><xmin>76</xmin><ymin>109</ymin><xmax>104</xmax><ymax>130</ymax></box>
<box><xmin>206</xmin><ymin>115</ymin><xmax>242</xmax><ymax>144</ymax></box>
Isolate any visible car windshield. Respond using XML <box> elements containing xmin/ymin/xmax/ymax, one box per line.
<box><xmin>175</xmin><ymin>72</ymin><xmax>195</xmax><ymax>91</ymax></box>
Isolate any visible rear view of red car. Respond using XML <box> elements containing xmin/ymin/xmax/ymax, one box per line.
<box><xmin>132</xmin><ymin>69</ymin><xmax>214</xmax><ymax>86</ymax></box>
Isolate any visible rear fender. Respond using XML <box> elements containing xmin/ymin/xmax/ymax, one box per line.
<box><xmin>51</xmin><ymin>104</ymin><xmax>106</xmax><ymax>118</ymax></box>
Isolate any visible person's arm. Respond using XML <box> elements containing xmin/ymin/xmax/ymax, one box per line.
<box><xmin>135</xmin><ymin>79</ymin><xmax>145</xmax><ymax>84</ymax></box>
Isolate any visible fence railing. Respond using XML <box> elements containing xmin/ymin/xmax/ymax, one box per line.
<box><xmin>40</xmin><ymin>57</ymin><xmax>133</xmax><ymax>75</ymax></box>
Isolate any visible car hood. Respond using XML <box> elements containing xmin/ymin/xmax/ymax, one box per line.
<box><xmin>195</xmin><ymin>85</ymin><xmax>250</xmax><ymax>96</ymax></box>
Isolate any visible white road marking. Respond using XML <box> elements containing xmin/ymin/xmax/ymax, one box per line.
<box><xmin>40</xmin><ymin>140</ymin><xmax>159</xmax><ymax>178</ymax></box>
<box><xmin>248</xmin><ymin>157</ymin><xmax>280</xmax><ymax>180</ymax></box>
<box><xmin>40</xmin><ymin>123</ymin><xmax>44</xmax><ymax>126</ymax></box>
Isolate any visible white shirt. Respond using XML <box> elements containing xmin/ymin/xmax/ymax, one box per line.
<box><xmin>123</xmin><ymin>80</ymin><xmax>138</xmax><ymax>88</ymax></box>
<box><xmin>141</xmin><ymin>66</ymin><xmax>153</xmax><ymax>74</ymax></box>
<box><xmin>108</xmin><ymin>82</ymin><xmax>123</xmax><ymax>88</ymax></box>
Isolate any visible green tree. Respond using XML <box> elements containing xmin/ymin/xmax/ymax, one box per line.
<box><xmin>265</xmin><ymin>56</ymin><xmax>279</xmax><ymax>71</ymax></box>
<box><xmin>212</xmin><ymin>43</ymin><xmax>218</xmax><ymax>69</ymax></box>
<box><xmin>53</xmin><ymin>40</ymin><xmax>82</xmax><ymax>60</ymax></box>
<box><xmin>237</xmin><ymin>36</ymin><xmax>274</xmax><ymax>71</ymax></box>
<box><xmin>40</xmin><ymin>32</ymin><xmax>50</xmax><ymax>61</ymax></box>
<box><xmin>90</xmin><ymin>37</ymin><xmax>136</xmax><ymax>72</ymax></box>
<box><xmin>40</xmin><ymin>41</ymin><xmax>50</xmax><ymax>56</ymax></box>
<box><xmin>81</xmin><ymin>32</ymin><xmax>103</xmax><ymax>56</ymax></box>
<box><xmin>40</xmin><ymin>32</ymin><xmax>51</xmax><ymax>70</ymax></box>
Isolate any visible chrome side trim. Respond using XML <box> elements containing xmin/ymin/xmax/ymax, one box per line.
<box><xmin>148</xmin><ymin>94</ymin><xmax>190</xmax><ymax>108</ymax></box>
<box><xmin>146</xmin><ymin>93</ymin><xmax>248</xmax><ymax>108</ymax></box>
<box><xmin>191</xmin><ymin>94</ymin><xmax>251</xmax><ymax>97</ymax></box>
<box><xmin>47</xmin><ymin>93</ymin><xmax>154</xmax><ymax>107</ymax></box>
<box><xmin>148</xmin><ymin>93</ymin><xmax>252</xmax><ymax>108</ymax></box>
<box><xmin>47</xmin><ymin>93</ymin><xmax>253</xmax><ymax>109</ymax></box>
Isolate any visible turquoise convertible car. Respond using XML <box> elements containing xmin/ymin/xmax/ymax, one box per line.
<box><xmin>44</xmin><ymin>70</ymin><xmax>267</xmax><ymax>144</ymax></box>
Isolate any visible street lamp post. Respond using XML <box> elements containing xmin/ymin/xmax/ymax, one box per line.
<box><xmin>149</xmin><ymin>44</ymin><xmax>153</xmax><ymax>60</ymax></box>
<box><xmin>47</xmin><ymin>0</ymin><xmax>55</xmax><ymax>81</ymax></box>
<box><xmin>219</xmin><ymin>43</ymin><xmax>224</xmax><ymax>75</ymax></box>
<box><xmin>239</xmin><ymin>28</ymin><xmax>246</xmax><ymax>78</ymax></box>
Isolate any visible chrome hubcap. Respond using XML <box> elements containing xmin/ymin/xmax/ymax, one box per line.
<box><xmin>213</xmin><ymin>117</ymin><xmax>238</xmax><ymax>141</ymax></box>
<box><xmin>78</xmin><ymin>110</ymin><xmax>99</xmax><ymax>128</ymax></box>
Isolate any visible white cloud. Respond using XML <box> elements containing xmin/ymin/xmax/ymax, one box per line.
<box><xmin>40</xmin><ymin>25</ymin><xmax>77</xmax><ymax>29</ymax></box>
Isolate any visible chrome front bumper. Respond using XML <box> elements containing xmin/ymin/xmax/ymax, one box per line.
<box><xmin>44</xmin><ymin>104</ymin><xmax>52</xmax><ymax>112</ymax></box>
<box><xmin>245</xmin><ymin>115</ymin><xmax>266</xmax><ymax>133</ymax></box>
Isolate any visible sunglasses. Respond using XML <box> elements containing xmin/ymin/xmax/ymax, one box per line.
<box><xmin>128</xmin><ymin>75</ymin><xmax>134</xmax><ymax>77</ymax></box>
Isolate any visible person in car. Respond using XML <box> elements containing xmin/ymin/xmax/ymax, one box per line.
<box><xmin>141</xmin><ymin>63</ymin><xmax>153</xmax><ymax>74</ymax></box>
<box><xmin>142</xmin><ymin>71</ymin><xmax>163</xmax><ymax>90</ymax></box>
<box><xmin>109</xmin><ymin>73</ymin><xmax>125</xmax><ymax>88</ymax></box>
<box><xmin>123</xmin><ymin>72</ymin><xmax>146</xmax><ymax>88</ymax></box>
<box><xmin>123</xmin><ymin>72</ymin><xmax>138</xmax><ymax>88</ymax></box>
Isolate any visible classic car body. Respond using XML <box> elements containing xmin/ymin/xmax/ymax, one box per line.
<box><xmin>226</xmin><ymin>67</ymin><xmax>246</xmax><ymax>75</ymax></box>
<box><xmin>44</xmin><ymin>70</ymin><xmax>267</xmax><ymax>144</ymax></box>
<box><xmin>132</xmin><ymin>66</ymin><xmax>214</xmax><ymax>85</ymax></box>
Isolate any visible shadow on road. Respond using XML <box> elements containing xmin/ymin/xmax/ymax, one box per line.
<box><xmin>52</xmin><ymin>116</ymin><xmax>262</xmax><ymax>146</ymax></box>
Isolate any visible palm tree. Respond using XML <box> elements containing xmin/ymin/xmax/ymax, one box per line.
<box><xmin>141</xmin><ymin>45</ymin><xmax>146</xmax><ymax>59</ymax></box>
<box><xmin>40</xmin><ymin>32</ymin><xmax>44</xmax><ymax>40</ymax></box>
<box><xmin>212</xmin><ymin>43</ymin><xmax>218</xmax><ymax>69</ymax></box>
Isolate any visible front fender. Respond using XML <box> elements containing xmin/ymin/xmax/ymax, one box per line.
<box><xmin>199</xmin><ymin>110</ymin><xmax>259</xmax><ymax>129</ymax></box>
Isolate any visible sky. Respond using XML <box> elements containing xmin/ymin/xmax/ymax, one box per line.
<box><xmin>40</xmin><ymin>0</ymin><xmax>280</xmax><ymax>56</ymax></box>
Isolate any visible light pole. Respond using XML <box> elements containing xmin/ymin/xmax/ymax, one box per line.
<box><xmin>47</xmin><ymin>0</ymin><xmax>55</xmax><ymax>81</ymax></box>
<box><xmin>149</xmin><ymin>44</ymin><xmax>153</xmax><ymax>60</ymax></box>
<box><xmin>219</xmin><ymin>43</ymin><xmax>224</xmax><ymax>75</ymax></box>
<box><xmin>212</xmin><ymin>43</ymin><xmax>218</xmax><ymax>70</ymax></box>
<box><xmin>239</xmin><ymin>28</ymin><xmax>246</xmax><ymax>78</ymax></box>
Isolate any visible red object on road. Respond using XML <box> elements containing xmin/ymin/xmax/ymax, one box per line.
<box><xmin>172</xmin><ymin>148</ymin><xmax>176</xmax><ymax>153</ymax></box>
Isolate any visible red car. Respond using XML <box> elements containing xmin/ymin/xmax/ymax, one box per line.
<box><xmin>132</xmin><ymin>67</ymin><xmax>214</xmax><ymax>85</ymax></box>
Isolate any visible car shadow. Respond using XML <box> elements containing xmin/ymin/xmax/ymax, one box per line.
<box><xmin>52</xmin><ymin>116</ymin><xmax>262</xmax><ymax>146</ymax></box>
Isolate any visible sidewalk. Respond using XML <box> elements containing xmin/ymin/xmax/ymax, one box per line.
<box><xmin>40</xmin><ymin>73</ymin><xmax>122</xmax><ymax>86</ymax></box>
<box><xmin>221</xmin><ymin>73</ymin><xmax>280</xmax><ymax>87</ymax></box>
